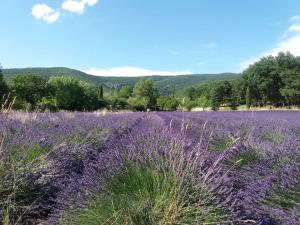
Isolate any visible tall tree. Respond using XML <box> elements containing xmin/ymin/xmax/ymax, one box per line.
<box><xmin>10</xmin><ymin>74</ymin><xmax>48</xmax><ymax>107</ymax></box>
<box><xmin>117</xmin><ymin>85</ymin><xmax>132</xmax><ymax>99</ymax></box>
<box><xmin>128</xmin><ymin>79</ymin><xmax>156</xmax><ymax>111</ymax></box>
<box><xmin>81</xmin><ymin>82</ymin><xmax>107</xmax><ymax>110</ymax></box>
<box><xmin>184</xmin><ymin>87</ymin><xmax>197</xmax><ymax>100</ymax></box>
<box><xmin>210</xmin><ymin>87</ymin><xmax>221</xmax><ymax>111</ymax></box>
<box><xmin>99</xmin><ymin>85</ymin><xmax>104</xmax><ymax>99</ymax></box>
<box><xmin>0</xmin><ymin>66</ymin><xmax>9</xmax><ymax>103</ymax></box>
<box><xmin>242</xmin><ymin>55</ymin><xmax>283</xmax><ymax>106</ymax></box>
<box><xmin>157</xmin><ymin>96</ymin><xmax>178</xmax><ymax>111</ymax></box>
<box><xmin>196</xmin><ymin>96</ymin><xmax>210</xmax><ymax>111</ymax></box>
<box><xmin>48</xmin><ymin>76</ymin><xmax>85</xmax><ymax>110</ymax></box>
<box><xmin>246</xmin><ymin>87</ymin><xmax>251</xmax><ymax>109</ymax></box>
<box><xmin>277</xmin><ymin>52</ymin><xmax>300</xmax><ymax>106</ymax></box>
<box><xmin>231</xmin><ymin>78</ymin><xmax>247</xmax><ymax>105</ymax></box>
<box><xmin>280</xmin><ymin>70</ymin><xmax>300</xmax><ymax>106</ymax></box>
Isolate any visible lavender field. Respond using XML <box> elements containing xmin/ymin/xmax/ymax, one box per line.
<box><xmin>0</xmin><ymin>111</ymin><xmax>300</xmax><ymax>225</ymax></box>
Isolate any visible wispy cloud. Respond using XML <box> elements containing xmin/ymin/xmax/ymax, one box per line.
<box><xmin>83</xmin><ymin>66</ymin><xmax>192</xmax><ymax>77</ymax></box>
<box><xmin>239</xmin><ymin>16</ymin><xmax>300</xmax><ymax>70</ymax></box>
<box><xmin>201</xmin><ymin>42</ymin><xmax>217</xmax><ymax>49</ymax></box>
<box><xmin>189</xmin><ymin>42</ymin><xmax>217</xmax><ymax>55</ymax></box>
<box><xmin>197</xmin><ymin>61</ymin><xmax>205</xmax><ymax>66</ymax></box>
<box><xmin>62</xmin><ymin>0</ymin><xmax>98</xmax><ymax>14</ymax></box>
<box><xmin>289</xmin><ymin>16</ymin><xmax>300</xmax><ymax>22</ymax></box>
<box><xmin>32</xmin><ymin>4</ymin><xmax>60</xmax><ymax>24</ymax></box>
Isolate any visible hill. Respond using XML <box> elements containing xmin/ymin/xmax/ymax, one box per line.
<box><xmin>3</xmin><ymin>67</ymin><xmax>240</xmax><ymax>95</ymax></box>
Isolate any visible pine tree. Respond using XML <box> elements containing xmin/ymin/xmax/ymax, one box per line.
<box><xmin>210</xmin><ymin>88</ymin><xmax>221</xmax><ymax>111</ymax></box>
<box><xmin>246</xmin><ymin>87</ymin><xmax>251</xmax><ymax>109</ymax></box>
<box><xmin>0</xmin><ymin>66</ymin><xmax>8</xmax><ymax>102</ymax></box>
<box><xmin>99</xmin><ymin>85</ymin><xmax>104</xmax><ymax>99</ymax></box>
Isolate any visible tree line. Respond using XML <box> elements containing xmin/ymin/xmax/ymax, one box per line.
<box><xmin>0</xmin><ymin>72</ymin><xmax>105</xmax><ymax>111</ymax></box>
<box><xmin>0</xmin><ymin>70</ymin><xmax>159</xmax><ymax>111</ymax></box>
<box><xmin>183</xmin><ymin>51</ymin><xmax>300</xmax><ymax>110</ymax></box>
<box><xmin>1</xmin><ymin>51</ymin><xmax>300</xmax><ymax>111</ymax></box>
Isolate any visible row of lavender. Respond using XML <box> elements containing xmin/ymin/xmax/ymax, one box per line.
<box><xmin>47</xmin><ymin>113</ymin><xmax>232</xmax><ymax>224</ymax></box>
<box><xmin>1</xmin><ymin>111</ymin><xmax>299</xmax><ymax>224</ymax></box>
<box><xmin>0</xmin><ymin>112</ymin><xmax>144</xmax><ymax>224</ymax></box>
<box><xmin>158</xmin><ymin>111</ymin><xmax>300</xmax><ymax>224</ymax></box>
<box><xmin>47</xmin><ymin>111</ymin><xmax>300</xmax><ymax>225</ymax></box>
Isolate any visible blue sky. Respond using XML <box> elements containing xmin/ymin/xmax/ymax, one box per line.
<box><xmin>1</xmin><ymin>0</ymin><xmax>300</xmax><ymax>76</ymax></box>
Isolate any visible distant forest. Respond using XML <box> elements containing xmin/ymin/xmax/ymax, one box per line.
<box><xmin>1</xmin><ymin>52</ymin><xmax>300</xmax><ymax>111</ymax></box>
<box><xmin>3</xmin><ymin>67</ymin><xmax>238</xmax><ymax>95</ymax></box>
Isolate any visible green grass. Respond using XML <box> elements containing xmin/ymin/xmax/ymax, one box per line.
<box><xmin>208</xmin><ymin>137</ymin><xmax>232</xmax><ymax>152</ymax></box>
<box><xmin>67</xmin><ymin>128</ymin><xmax>110</xmax><ymax>145</ymax></box>
<box><xmin>265</xmin><ymin>183</ymin><xmax>300</xmax><ymax>211</ymax></box>
<box><xmin>1</xmin><ymin>208</ymin><xmax>10</xmax><ymax>225</ymax></box>
<box><xmin>236</xmin><ymin>151</ymin><xmax>261</xmax><ymax>167</ymax></box>
<box><xmin>0</xmin><ymin>162</ymin><xmax>6</xmax><ymax>193</ymax></box>
<box><xmin>0</xmin><ymin>143</ymin><xmax>50</xmax><ymax>224</ymax></box>
<box><xmin>60</xmin><ymin>161</ymin><xmax>227</xmax><ymax>225</ymax></box>
<box><xmin>264</xmin><ymin>182</ymin><xmax>300</xmax><ymax>224</ymax></box>
<box><xmin>261</xmin><ymin>131</ymin><xmax>286</xmax><ymax>143</ymax></box>
<box><xmin>7</xmin><ymin>143</ymin><xmax>48</xmax><ymax>163</ymax></box>
<box><xmin>229</xmin><ymin>148</ymin><xmax>264</xmax><ymax>169</ymax></box>
<box><xmin>271</xmin><ymin>156</ymin><xmax>291</xmax><ymax>170</ymax></box>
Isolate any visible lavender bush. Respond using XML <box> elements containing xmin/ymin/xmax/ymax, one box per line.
<box><xmin>0</xmin><ymin>111</ymin><xmax>299</xmax><ymax>224</ymax></box>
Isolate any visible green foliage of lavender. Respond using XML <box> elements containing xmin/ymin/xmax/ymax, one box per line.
<box><xmin>59</xmin><ymin>162</ymin><xmax>223</xmax><ymax>225</ymax></box>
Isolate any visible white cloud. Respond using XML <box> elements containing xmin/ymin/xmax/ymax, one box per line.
<box><xmin>289</xmin><ymin>25</ymin><xmax>300</xmax><ymax>32</ymax></box>
<box><xmin>62</xmin><ymin>0</ymin><xmax>84</xmax><ymax>14</ymax></box>
<box><xmin>32</xmin><ymin>4</ymin><xmax>60</xmax><ymax>23</ymax></box>
<box><xmin>267</xmin><ymin>34</ymin><xmax>300</xmax><ymax>56</ymax></box>
<box><xmin>84</xmin><ymin>0</ymin><xmax>98</xmax><ymax>6</ymax></box>
<box><xmin>289</xmin><ymin>16</ymin><xmax>300</xmax><ymax>22</ymax></box>
<box><xmin>83</xmin><ymin>66</ymin><xmax>192</xmax><ymax>77</ymax></box>
<box><xmin>239</xmin><ymin>17</ymin><xmax>300</xmax><ymax>70</ymax></box>
<box><xmin>62</xmin><ymin>0</ymin><xmax>98</xmax><ymax>14</ymax></box>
